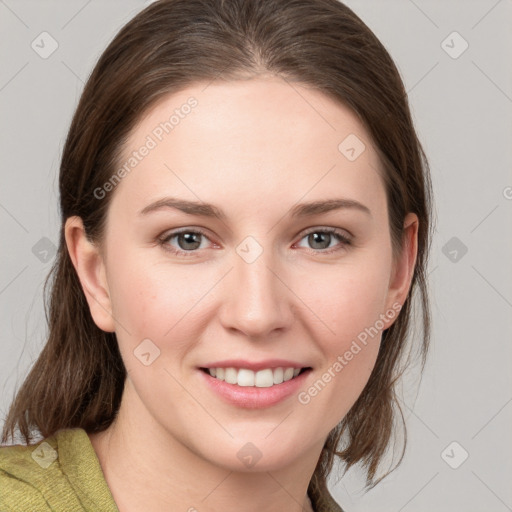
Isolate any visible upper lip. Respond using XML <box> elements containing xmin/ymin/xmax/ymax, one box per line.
<box><xmin>199</xmin><ymin>359</ymin><xmax>311</xmax><ymax>372</ymax></box>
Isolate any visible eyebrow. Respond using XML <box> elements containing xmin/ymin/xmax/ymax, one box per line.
<box><xmin>139</xmin><ymin>197</ymin><xmax>372</xmax><ymax>219</ymax></box>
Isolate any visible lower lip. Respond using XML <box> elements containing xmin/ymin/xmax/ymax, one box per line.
<box><xmin>198</xmin><ymin>369</ymin><xmax>311</xmax><ymax>409</ymax></box>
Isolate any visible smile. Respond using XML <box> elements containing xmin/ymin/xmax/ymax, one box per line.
<box><xmin>200</xmin><ymin>367</ymin><xmax>310</xmax><ymax>387</ymax></box>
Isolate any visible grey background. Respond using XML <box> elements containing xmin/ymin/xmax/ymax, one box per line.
<box><xmin>1</xmin><ymin>1</ymin><xmax>511</xmax><ymax>511</ymax></box>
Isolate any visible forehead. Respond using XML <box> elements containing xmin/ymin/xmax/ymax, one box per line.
<box><xmin>111</xmin><ymin>76</ymin><xmax>386</xmax><ymax>220</ymax></box>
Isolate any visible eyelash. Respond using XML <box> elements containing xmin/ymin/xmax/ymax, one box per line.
<box><xmin>157</xmin><ymin>227</ymin><xmax>352</xmax><ymax>258</ymax></box>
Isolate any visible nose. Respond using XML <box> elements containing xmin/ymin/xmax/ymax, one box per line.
<box><xmin>218</xmin><ymin>245</ymin><xmax>295</xmax><ymax>340</ymax></box>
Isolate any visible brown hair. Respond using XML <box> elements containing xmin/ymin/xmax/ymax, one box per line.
<box><xmin>2</xmin><ymin>0</ymin><xmax>434</xmax><ymax>490</ymax></box>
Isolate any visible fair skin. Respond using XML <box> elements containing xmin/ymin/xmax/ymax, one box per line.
<box><xmin>65</xmin><ymin>75</ymin><xmax>418</xmax><ymax>512</ymax></box>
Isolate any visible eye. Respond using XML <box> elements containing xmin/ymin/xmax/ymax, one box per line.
<box><xmin>158</xmin><ymin>228</ymin><xmax>212</xmax><ymax>257</ymax></box>
<box><xmin>158</xmin><ymin>227</ymin><xmax>352</xmax><ymax>258</ymax></box>
<box><xmin>295</xmin><ymin>227</ymin><xmax>352</xmax><ymax>254</ymax></box>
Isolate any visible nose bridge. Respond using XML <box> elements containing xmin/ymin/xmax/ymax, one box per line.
<box><xmin>221</xmin><ymin>236</ymin><xmax>293</xmax><ymax>337</ymax></box>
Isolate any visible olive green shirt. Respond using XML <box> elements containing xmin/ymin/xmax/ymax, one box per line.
<box><xmin>0</xmin><ymin>427</ymin><xmax>343</xmax><ymax>511</ymax></box>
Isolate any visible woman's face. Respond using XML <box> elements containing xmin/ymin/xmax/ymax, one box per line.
<box><xmin>76</xmin><ymin>76</ymin><xmax>417</xmax><ymax>471</ymax></box>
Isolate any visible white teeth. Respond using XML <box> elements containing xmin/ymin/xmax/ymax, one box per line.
<box><xmin>255</xmin><ymin>369</ymin><xmax>274</xmax><ymax>387</ymax></box>
<box><xmin>273</xmin><ymin>367</ymin><xmax>284</xmax><ymax>384</ymax></box>
<box><xmin>224</xmin><ymin>367</ymin><xmax>238</xmax><ymax>384</ymax></box>
<box><xmin>207</xmin><ymin>366</ymin><xmax>304</xmax><ymax>387</ymax></box>
<box><xmin>237</xmin><ymin>368</ymin><xmax>254</xmax><ymax>387</ymax></box>
<box><xmin>283</xmin><ymin>367</ymin><xmax>294</xmax><ymax>381</ymax></box>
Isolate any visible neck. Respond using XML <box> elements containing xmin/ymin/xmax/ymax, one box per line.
<box><xmin>89</xmin><ymin>378</ymin><xmax>320</xmax><ymax>512</ymax></box>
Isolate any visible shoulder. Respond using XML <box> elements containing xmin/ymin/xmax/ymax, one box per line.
<box><xmin>0</xmin><ymin>427</ymin><xmax>119</xmax><ymax>512</ymax></box>
<box><xmin>0</xmin><ymin>468</ymin><xmax>53</xmax><ymax>510</ymax></box>
<box><xmin>0</xmin><ymin>431</ymin><xmax>59</xmax><ymax>511</ymax></box>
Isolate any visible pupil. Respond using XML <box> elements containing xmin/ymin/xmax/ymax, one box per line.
<box><xmin>179</xmin><ymin>232</ymin><xmax>201</xmax><ymax>250</ymax></box>
<box><xmin>309</xmin><ymin>232</ymin><xmax>330</xmax><ymax>250</ymax></box>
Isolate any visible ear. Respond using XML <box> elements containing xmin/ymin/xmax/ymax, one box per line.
<box><xmin>383</xmin><ymin>212</ymin><xmax>419</xmax><ymax>327</ymax></box>
<box><xmin>64</xmin><ymin>216</ymin><xmax>115</xmax><ymax>332</ymax></box>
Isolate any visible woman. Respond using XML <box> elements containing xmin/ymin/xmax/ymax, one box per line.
<box><xmin>0</xmin><ymin>0</ymin><xmax>433</xmax><ymax>510</ymax></box>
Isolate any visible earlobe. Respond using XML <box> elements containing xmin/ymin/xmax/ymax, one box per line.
<box><xmin>384</xmin><ymin>212</ymin><xmax>419</xmax><ymax>327</ymax></box>
<box><xmin>64</xmin><ymin>216</ymin><xmax>116</xmax><ymax>333</ymax></box>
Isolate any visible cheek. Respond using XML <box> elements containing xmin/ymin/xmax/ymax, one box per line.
<box><xmin>104</xmin><ymin>249</ymin><xmax>207</xmax><ymax>355</ymax></box>
<box><xmin>300</xmin><ymin>257</ymin><xmax>391</xmax><ymax>349</ymax></box>
<box><xmin>292</xmin><ymin>258</ymin><xmax>390</xmax><ymax>422</ymax></box>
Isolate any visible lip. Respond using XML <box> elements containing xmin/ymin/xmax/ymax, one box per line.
<box><xmin>200</xmin><ymin>359</ymin><xmax>308</xmax><ymax>372</ymax></box>
<box><xmin>198</xmin><ymin>366</ymin><xmax>312</xmax><ymax>409</ymax></box>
